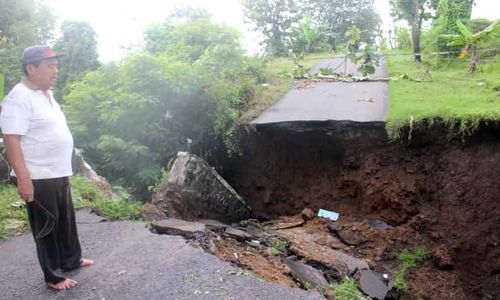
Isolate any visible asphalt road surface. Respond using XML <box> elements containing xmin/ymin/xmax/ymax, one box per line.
<box><xmin>0</xmin><ymin>209</ymin><xmax>324</xmax><ymax>300</ymax></box>
<box><xmin>252</xmin><ymin>56</ymin><xmax>389</xmax><ymax>124</ymax></box>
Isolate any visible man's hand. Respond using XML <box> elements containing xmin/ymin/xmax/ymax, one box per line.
<box><xmin>16</xmin><ymin>176</ymin><xmax>34</xmax><ymax>202</ymax></box>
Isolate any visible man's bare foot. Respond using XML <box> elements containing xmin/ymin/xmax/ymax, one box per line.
<box><xmin>80</xmin><ymin>258</ymin><xmax>95</xmax><ymax>267</ymax></box>
<box><xmin>47</xmin><ymin>278</ymin><xmax>78</xmax><ymax>290</ymax></box>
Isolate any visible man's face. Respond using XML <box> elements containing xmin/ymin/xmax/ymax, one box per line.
<box><xmin>27</xmin><ymin>59</ymin><xmax>59</xmax><ymax>90</ymax></box>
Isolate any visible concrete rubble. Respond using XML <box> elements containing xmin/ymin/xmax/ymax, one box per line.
<box><xmin>152</xmin><ymin>152</ymin><xmax>253</xmax><ymax>223</ymax></box>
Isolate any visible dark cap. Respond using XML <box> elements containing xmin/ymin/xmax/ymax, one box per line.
<box><xmin>21</xmin><ymin>45</ymin><xmax>64</xmax><ymax>65</ymax></box>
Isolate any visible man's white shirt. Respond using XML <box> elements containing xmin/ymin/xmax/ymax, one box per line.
<box><xmin>0</xmin><ymin>82</ymin><xmax>74</xmax><ymax>179</ymax></box>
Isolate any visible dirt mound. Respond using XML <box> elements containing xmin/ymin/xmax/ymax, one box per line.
<box><xmin>221</xmin><ymin>122</ymin><xmax>500</xmax><ymax>299</ymax></box>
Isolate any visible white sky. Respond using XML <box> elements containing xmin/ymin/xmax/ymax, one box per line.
<box><xmin>43</xmin><ymin>0</ymin><xmax>499</xmax><ymax>62</ymax></box>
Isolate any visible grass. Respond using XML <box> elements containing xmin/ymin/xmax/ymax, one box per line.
<box><xmin>0</xmin><ymin>174</ymin><xmax>142</xmax><ymax>239</ymax></box>
<box><xmin>385</xmin><ymin>49</ymin><xmax>500</xmax><ymax>140</ymax></box>
<box><xmin>267</xmin><ymin>237</ymin><xmax>289</xmax><ymax>255</ymax></box>
<box><xmin>240</xmin><ymin>52</ymin><xmax>335</xmax><ymax>123</ymax></box>
<box><xmin>72</xmin><ymin>174</ymin><xmax>142</xmax><ymax>220</ymax></box>
<box><xmin>332</xmin><ymin>277</ymin><xmax>368</xmax><ymax>300</ymax></box>
<box><xmin>0</xmin><ymin>182</ymin><xmax>27</xmax><ymax>239</ymax></box>
<box><xmin>393</xmin><ymin>246</ymin><xmax>429</xmax><ymax>291</ymax></box>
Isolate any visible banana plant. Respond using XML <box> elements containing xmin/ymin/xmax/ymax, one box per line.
<box><xmin>440</xmin><ymin>19</ymin><xmax>500</xmax><ymax>74</ymax></box>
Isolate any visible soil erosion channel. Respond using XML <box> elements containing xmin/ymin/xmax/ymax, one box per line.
<box><xmin>202</xmin><ymin>121</ymin><xmax>499</xmax><ymax>300</ymax></box>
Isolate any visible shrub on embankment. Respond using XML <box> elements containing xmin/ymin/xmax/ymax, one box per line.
<box><xmin>63</xmin><ymin>14</ymin><xmax>265</xmax><ymax>199</ymax></box>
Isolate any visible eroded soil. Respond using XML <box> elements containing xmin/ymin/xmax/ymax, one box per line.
<box><xmin>216</xmin><ymin>122</ymin><xmax>500</xmax><ymax>300</ymax></box>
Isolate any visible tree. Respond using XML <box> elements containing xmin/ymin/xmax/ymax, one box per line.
<box><xmin>144</xmin><ymin>12</ymin><xmax>242</xmax><ymax>62</ymax></box>
<box><xmin>440</xmin><ymin>19</ymin><xmax>499</xmax><ymax>73</ymax></box>
<box><xmin>0</xmin><ymin>0</ymin><xmax>56</xmax><ymax>93</ymax></box>
<box><xmin>64</xmin><ymin>17</ymin><xmax>264</xmax><ymax>199</ymax></box>
<box><xmin>435</xmin><ymin>0</ymin><xmax>474</xmax><ymax>52</ymax></box>
<box><xmin>395</xmin><ymin>27</ymin><xmax>412</xmax><ymax>49</ymax></box>
<box><xmin>390</xmin><ymin>0</ymin><xmax>438</xmax><ymax>62</ymax></box>
<box><xmin>53</xmin><ymin>21</ymin><xmax>100</xmax><ymax>100</ymax></box>
<box><xmin>242</xmin><ymin>0</ymin><xmax>299</xmax><ymax>56</ymax></box>
<box><xmin>299</xmin><ymin>0</ymin><xmax>381</xmax><ymax>49</ymax></box>
<box><xmin>289</xmin><ymin>15</ymin><xmax>329</xmax><ymax>54</ymax></box>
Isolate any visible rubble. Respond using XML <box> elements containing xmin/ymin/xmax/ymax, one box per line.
<box><xmin>152</xmin><ymin>219</ymin><xmax>207</xmax><ymax>240</ymax></box>
<box><xmin>358</xmin><ymin>269</ymin><xmax>392</xmax><ymax>300</ymax></box>
<box><xmin>301</xmin><ymin>208</ymin><xmax>315</xmax><ymax>221</ymax></box>
<box><xmin>141</xmin><ymin>203</ymin><xmax>167</xmax><ymax>222</ymax></box>
<box><xmin>152</xmin><ymin>152</ymin><xmax>252</xmax><ymax>223</ymax></box>
<box><xmin>283</xmin><ymin>258</ymin><xmax>329</xmax><ymax>290</ymax></box>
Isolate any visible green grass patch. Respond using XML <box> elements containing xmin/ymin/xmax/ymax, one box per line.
<box><xmin>0</xmin><ymin>175</ymin><xmax>142</xmax><ymax>239</ymax></box>
<box><xmin>0</xmin><ymin>182</ymin><xmax>27</xmax><ymax>239</ymax></box>
<box><xmin>72</xmin><ymin>174</ymin><xmax>142</xmax><ymax>220</ymax></box>
<box><xmin>267</xmin><ymin>237</ymin><xmax>289</xmax><ymax>255</ymax></box>
<box><xmin>86</xmin><ymin>199</ymin><xmax>142</xmax><ymax>220</ymax></box>
<box><xmin>240</xmin><ymin>52</ymin><xmax>334</xmax><ymax>123</ymax></box>
<box><xmin>332</xmin><ymin>277</ymin><xmax>369</xmax><ymax>300</ymax></box>
<box><xmin>72</xmin><ymin>174</ymin><xmax>108</xmax><ymax>202</ymax></box>
<box><xmin>393</xmin><ymin>246</ymin><xmax>428</xmax><ymax>291</ymax></box>
<box><xmin>385</xmin><ymin>49</ymin><xmax>500</xmax><ymax>140</ymax></box>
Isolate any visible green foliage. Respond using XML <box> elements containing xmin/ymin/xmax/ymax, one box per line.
<box><xmin>147</xmin><ymin>167</ymin><xmax>170</xmax><ymax>193</ymax></box>
<box><xmin>390</xmin><ymin>0</ymin><xmax>439</xmax><ymax>61</ymax></box>
<box><xmin>145</xmin><ymin>14</ymin><xmax>242</xmax><ymax>62</ymax></box>
<box><xmin>385</xmin><ymin>49</ymin><xmax>500</xmax><ymax>140</ymax></box>
<box><xmin>333</xmin><ymin>277</ymin><xmax>368</xmax><ymax>300</ymax></box>
<box><xmin>268</xmin><ymin>237</ymin><xmax>289</xmax><ymax>255</ymax></box>
<box><xmin>0</xmin><ymin>0</ymin><xmax>56</xmax><ymax>93</ymax></box>
<box><xmin>345</xmin><ymin>26</ymin><xmax>361</xmax><ymax>59</ymax></box>
<box><xmin>72</xmin><ymin>175</ymin><xmax>142</xmax><ymax>220</ymax></box>
<box><xmin>393</xmin><ymin>267</ymin><xmax>408</xmax><ymax>291</ymax></box>
<box><xmin>290</xmin><ymin>52</ymin><xmax>310</xmax><ymax>79</ymax></box>
<box><xmin>91</xmin><ymin>199</ymin><xmax>142</xmax><ymax>221</ymax></box>
<box><xmin>299</xmin><ymin>0</ymin><xmax>381</xmax><ymax>48</ymax></box>
<box><xmin>71</xmin><ymin>174</ymin><xmax>107</xmax><ymax>202</ymax></box>
<box><xmin>393</xmin><ymin>247</ymin><xmax>428</xmax><ymax>291</ymax></box>
<box><xmin>440</xmin><ymin>19</ymin><xmax>500</xmax><ymax>73</ymax></box>
<box><xmin>440</xmin><ymin>20</ymin><xmax>500</xmax><ymax>48</ymax></box>
<box><xmin>435</xmin><ymin>0</ymin><xmax>474</xmax><ymax>51</ymax></box>
<box><xmin>467</xmin><ymin>18</ymin><xmax>496</xmax><ymax>33</ymax></box>
<box><xmin>0</xmin><ymin>183</ymin><xmax>27</xmax><ymax>239</ymax></box>
<box><xmin>242</xmin><ymin>0</ymin><xmax>299</xmax><ymax>56</ymax></box>
<box><xmin>53</xmin><ymin>21</ymin><xmax>100</xmax><ymax>101</ymax></box>
<box><xmin>64</xmin><ymin>16</ymin><xmax>264</xmax><ymax>199</ymax></box>
<box><xmin>289</xmin><ymin>15</ymin><xmax>329</xmax><ymax>54</ymax></box>
<box><xmin>354</xmin><ymin>45</ymin><xmax>381</xmax><ymax>76</ymax></box>
<box><xmin>395</xmin><ymin>27</ymin><xmax>412</xmax><ymax>49</ymax></box>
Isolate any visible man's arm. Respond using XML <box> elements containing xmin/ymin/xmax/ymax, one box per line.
<box><xmin>3</xmin><ymin>134</ymin><xmax>33</xmax><ymax>202</ymax></box>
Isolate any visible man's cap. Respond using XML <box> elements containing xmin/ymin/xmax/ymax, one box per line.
<box><xmin>21</xmin><ymin>45</ymin><xmax>64</xmax><ymax>65</ymax></box>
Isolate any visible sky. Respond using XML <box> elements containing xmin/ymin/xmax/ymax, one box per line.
<box><xmin>43</xmin><ymin>0</ymin><xmax>500</xmax><ymax>62</ymax></box>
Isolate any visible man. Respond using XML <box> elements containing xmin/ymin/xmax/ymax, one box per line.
<box><xmin>0</xmin><ymin>45</ymin><xmax>94</xmax><ymax>290</ymax></box>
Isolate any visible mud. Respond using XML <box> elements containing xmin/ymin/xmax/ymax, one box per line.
<box><xmin>217</xmin><ymin>121</ymin><xmax>500</xmax><ymax>300</ymax></box>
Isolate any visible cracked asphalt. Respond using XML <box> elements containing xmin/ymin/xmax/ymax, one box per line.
<box><xmin>252</xmin><ymin>56</ymin><xmax>389</xmax><ymax>124</ymax></box>
<box><xmin>0</xmin><ymin>209</ymin><xmax>324</xmax><ymax>300</ymax></box>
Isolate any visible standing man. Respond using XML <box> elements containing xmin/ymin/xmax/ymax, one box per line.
<box><xmin>0</xmin><ymin>45</ymin><xmax>94</xmax><ymax>290</ymax></box>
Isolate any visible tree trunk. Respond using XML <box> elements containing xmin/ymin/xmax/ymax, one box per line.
<box><xmin>411</xmin><ymin>0</ymin><xmax>421</xmax><ymax>62</ymax></box>
<box><xmin>468</xmin><ymin>44</ymin><xmax>477</xmax><ymax>74</ymax></box>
